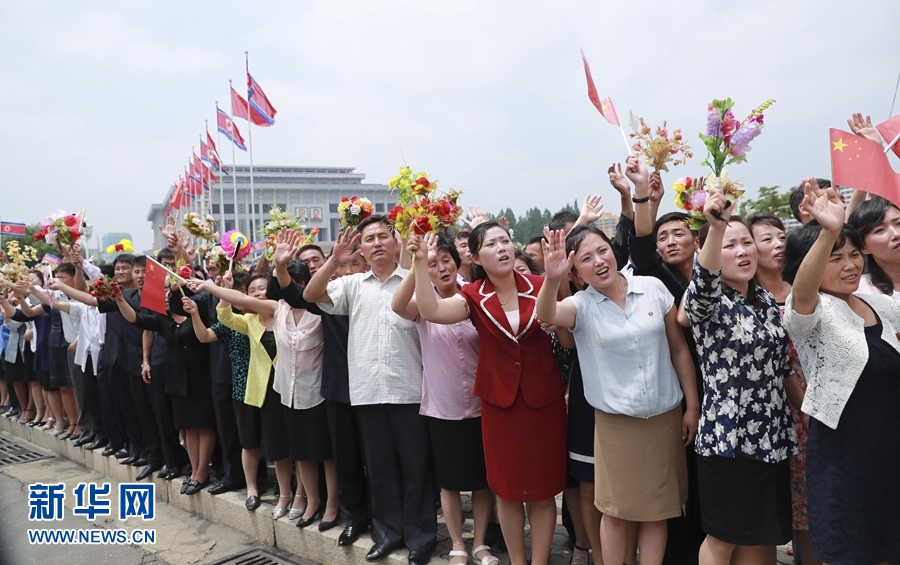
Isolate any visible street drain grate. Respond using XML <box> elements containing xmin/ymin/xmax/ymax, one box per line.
<box><xmin>207</xmin><ymin>548</ymin><xmax>307</xmax><ymax>565</ymax></box>
<box><xmin>0</xmin><ymin>432</ymin><xmax>54</xmax><ymax>467</ymax></box>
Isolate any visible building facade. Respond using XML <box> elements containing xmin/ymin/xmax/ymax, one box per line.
<box><xmin>147</xmin><ymin>166</ymin><xmax>395</xmax><ymax>253</ymax></box>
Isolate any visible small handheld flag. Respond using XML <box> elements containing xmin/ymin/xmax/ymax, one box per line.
<box><xmin>580</xmin><ymin>50</ymin><xmax>632</xmax><ymax>156</ymax></box>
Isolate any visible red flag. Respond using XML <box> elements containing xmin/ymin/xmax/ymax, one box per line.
<box><xmin>230</xmin><ymin>87</ymin><xmax>269</xmax><ymax>126</ymax></box>
<box><xmin>580</xmin><ymin>50</ymin><xmax>619</xmax><ymax>125</ymax></box>
<box><xmin>247</xmin><ymin>73</ymin><xmax>277</xmax><ymax>125</ymax></box>
<box><xmin>830</xmin><ymin>128</ymin><xmax>900</xmax><ymax>204</ymax></box>
<box><xmin>876</xmin><ymin>115</ymin><xmax>900</xmax><ymax>159</ymax></box>
<box><xmin>168</xmin><ymin>180</ymin><xmax>185</xmax><ymax>212</ymax></box>
<box><xmin>140</xmin><ymin>258</ymin><xmax>169</xmax><ymax>315</ymax></box>
<box><xmin>216</xmin><ymin>107</ymin><xmax>247</xmax><ymax>150</ymax></box>
<box><xmin>0</xmin><ymin>222</ymin><xmax>27</xmax><ymax>237</ymax></box>
<box><xmin>206</xmin><ymin>132</ymin><xmax>217</xmax><ymax>154</ymax></box>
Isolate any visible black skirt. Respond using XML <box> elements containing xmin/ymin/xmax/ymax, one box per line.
<box><xmin>282</xmin><ymin>401</ymin><xmax>332</xmax><ymax>462</ymax></box>
<box><xmin>697</xmin><ymin>454</ymin><xmax>791</xmax><ymax>545</ymax></box>
<box><xmin>171</xmin><ymin>392</ymin><xmax>215</xmax><ymax>430</ymax></box>
<box><xmin>566</xmin><ymin>358</ymin><xmax>595</xmax><ymax>483</ymax></box>
<box><xmin>259</xmin><ymin>369</ymin><xmax>289</xmax><ymax>462</ymax></box>
<box><xmin>427</xmin><ymin>416</ymin><xmax>488</xmax><ymax>492</ymax></box>
<box><xmin>233</xmin><ymin>398</ymin><xmax>263</xmax><ymax>450</ymax></box>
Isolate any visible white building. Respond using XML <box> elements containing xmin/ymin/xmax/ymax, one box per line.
<box><xmin>147</xmin><ymin>166</ymin><xmax>395</xmax><ymax>252</ymax></box>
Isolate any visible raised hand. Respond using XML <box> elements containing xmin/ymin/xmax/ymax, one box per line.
<box><xmin>648</xmin><ymin>171</ymin><xmax>664</xmax><ymax>203</ymax></box>
<box><xmin>847</xmin><ymin>112</ymin><xmax>882</xmax><ymax>145</ymax></box>
<box><xmin>703</xmin><ymin>186</ymin><xmax>732</xmax><ymax>228</ymax></box>
<box><xmin>184</xmin><ymin>279</ymin><xmax>206</xmax><ymax>294</ymax></box>
<box><xmin>540</xmin><ymin>229</ymin><xmax>574</xmax><ymax>282</ymax></box>
<box><xmin>181</xmin><ymin>296</ymin><xmax>198</xmax><ymax>315</ymax></box>
<box><xmin>407</xmin><ymin>234</ymin><xmax>427</xmax><ymax>263</ymax></box>
<box><xmin>800</xmin><ymin>177</ymin><xmax>844</xmax><ymax>232</ymax></box>
<box><xmin>221</xmin><ymin>270</ymin><xmax>234</xmax><ymax>290</ymax></box>
<box><xmin>274</xmin><ymin>228</ymin><xmax>300</xmax><ymax>267</ymax></box>
<box><xmin>332</xmin><ymin>227</ymin><xmax>361</xmax><ymax>264</ymax></box>
<box><xmin>608</xmin><ymin>163</ymin><xmax>631</xmax><ymax>195</ymax></box>
<box><xmin>461</xmin><ymin>206</ymin><xmax>491</xmax><ymax>229</ymax></box>
<box><xmin>422</xmin><ymin>232</ymin><xmax>439</xmax><ymax>262</ymax></box>
<box><xmin>496</xmin><ymin>216</ymin><xmax>510</xmax><ymax>232</ymax></box>
<box><xmin>624</xmin><ymin>155</ymin><xmax>650</xmax><ymax>190</ymax></box>
<box><xmin>578</xmin><ymin>194</ymin><xmax>604</xmax><ymax>225</ymax></box>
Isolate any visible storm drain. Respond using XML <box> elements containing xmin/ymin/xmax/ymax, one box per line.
<box><xmin>0</xmin><ymin>432</ymin><xmax>54</xmax><ymax>467</ymax></box>
<box><xmin>207</xmin><ymin>548</ymin><xmax>307</xmax><ymax>565</ymax></box>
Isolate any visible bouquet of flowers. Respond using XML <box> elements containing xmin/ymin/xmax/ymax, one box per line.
<box><xmin>203</xmin><ymin>245</ymin><xmax>230</xmax><ymax>274</ymax></box>
<box><xmin>220</xmin><ymin>231</ymin><xmax>251</xmax><ymax>261</ymax></box>
<box><xmin>337</xmin><ymin>197</ymin><xmax>374</xmax><ymax>228</ymax></box>
<box><xmin>629</xmin><ymin>113</ymin><xmax>692</xmax><ymax>172</ymax></box>
<box><xmin>387</xmin><ymin>166</ymin><xmax>463</xmax><ymax>239</ymax></box>
<box><xmin>183</xmin><ymin>212</ymin><xmax>219</xmax><ymax>241</ymax></box>
<box><xmin>89</xmin><ymin>275</ymin><xmax>122</xmax><ymax>301</ymax></box>
<box><xmin>105</xmin><ymin>238</ymin><xmax>134</xmax><ymax>255</ymax></box>
<box><xmin>673</xmin><ymin>171</ymin><xmax>745</xmax><ymax>230</ymax></box>
<box><xmin>34</xmin><ymin>210</ymin><xmax>85</xmax><ymax>247</ymax></box>
<box><xmin>260</xmin><ymin>205</ymin><xmax>319</xmax><ymax>260</ymax></box>
<box><xmin>1</xmin><ymin>241</ymin><xmax>39</xmax><ymax>283</ymax></box>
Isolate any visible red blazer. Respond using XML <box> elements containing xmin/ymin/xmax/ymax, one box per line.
<box><xmin>460</xmin><ymin>272</ymin><xmax>564</xmax><ymax>409</ymax></box>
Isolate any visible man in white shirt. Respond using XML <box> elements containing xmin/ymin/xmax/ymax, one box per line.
<box><xmin>305</xmin><ymin>216</ymin><xmax>435</xmax><ymax>565</ymax></box>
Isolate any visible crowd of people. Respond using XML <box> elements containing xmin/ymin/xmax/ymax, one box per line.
<box><xmin>0</xmin><ymin>114</ymin><xmax>898</xmax><ymax>565</ymax></box>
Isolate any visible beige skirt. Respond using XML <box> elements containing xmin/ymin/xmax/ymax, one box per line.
<box><xmin>593</xmin><ymin>405</ymin><xmax>688</xmax><ymax>521</ymax></box>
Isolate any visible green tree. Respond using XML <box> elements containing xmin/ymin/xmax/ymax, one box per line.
<box><xmin>739</xmin><ymin>186</ymin><xmax>792</xmax><ymax>219</ymax></box>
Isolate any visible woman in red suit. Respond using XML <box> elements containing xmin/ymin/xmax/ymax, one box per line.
<box><xmin>411</xmin><ymin>223</ymin><xmax>567</xmax><ymax>565</ymax></box>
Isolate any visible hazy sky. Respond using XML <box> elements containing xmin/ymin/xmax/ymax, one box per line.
<box><xmin>2</xmin><ymin>0</ymin><xmax>899</xmax><ymax>251</ymax></box>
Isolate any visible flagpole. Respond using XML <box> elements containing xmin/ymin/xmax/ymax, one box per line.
<box><xmin>619</xmin><ymin>124</ymin><xmax>634</xmax><ymax>157</ymax></box>
<box><xmin>230</xmin><ymin>117</ymin><xmax>239</xmax><ymax>236</ymax></box>
<box><xmin>245</xmin><ymin>51</ymin><xmax>257</xmax><ymax>240</ymax></box>
<box><xmin>209</xmin><ymin>120</ymin><xmax>225</xmax><ymax>227</ymax></box>
<box><xmin>884</xmin><ymin>131</ymin><xmax>900</xmax><ymax>155</ymax></box>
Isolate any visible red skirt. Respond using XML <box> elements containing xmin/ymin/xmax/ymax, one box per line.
<box><xmin>480</xmin><ymin>390</ymin><xmax>567</xmax><ymax>502</ymax></box>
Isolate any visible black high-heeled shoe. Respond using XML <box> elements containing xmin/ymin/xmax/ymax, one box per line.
<box><xmin>295</xmin><ymin>504</ymin><xmax>322</xmax><ymax>529</ymax></box>
<box><xmin>318</xmin><ymin>510</ymin><xmax>341</xmax><ymax>532</ymax></box>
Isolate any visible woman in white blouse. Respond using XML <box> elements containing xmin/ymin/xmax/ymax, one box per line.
<box><xmin>536</xmin><ymin>225</ymin><xmax>699</xmax><ymax>565</ymax></box>
<box><xmin>783</xmin><ymin>180</ymin><xmax>900</xmax><ymax>565</ymax></box>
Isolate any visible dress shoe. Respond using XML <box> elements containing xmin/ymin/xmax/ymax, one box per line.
<box><xmin>136</xmin><ymin>463</ymin><xmax>161</xmax><ymax>481</ymax></box>
<box><xmin>318</xmin><ymin>512</ymin><xmax>340</xmax><ymax>532</ymax></box>
<box><xmin>245</xmin><ymin>495</ymin><xmax>262</xmax><ymax>511</ymax></box>
<box><xmin>119</xmin><ymin>456</ymin><xmax>137</xmax><ymax>466</ymax></box>
<box><xmin>180</xmin><ymin>477</ymin><xmax>191</xmax><ymax>494</ymax></box>
<box><xmin>0</xmin><ymin>406</ymin><xmax>10</xmax><ymax>414</ymax></box>
<box><xmin>161</xmin><ymin>467</ymin><xmax>184</xmax><ymax>481</ymax></box>
<box><xmin>366</xmin><ymin>543</ymin><xmax>402</xmax><ymax>562</ymax></box>
<box><xmin>73</xmin><ymin>434</ymin><xmax>94</xmax><ymax>448</ymax></box>
<box><xmin>130</xmin><ymin>457</ymin><xmax>148</xmax><ymax>467</ymax></box>
<box><xmin>338</xmin><ymin>525</ymin><xmax>363</xmax><ymax>547</ymax></box>
<box><xmin>207</xmin><ymin>482</ymin><xmax>243</xmax><ymax>495</ymax></box>
<box><xmin>408</xmin><ymin>550</ymin><xmax>431</xmax><ymax>565</ymax></box>
<box><xmin>295</xmin><ymin>503</ymin><xmax>322</xmax><ymax>528</ymax></box>
<box><xmin>101</xmin><ymin>446</ymin><xmax>119</xmax><ymax>457</ymax></box>
<box><xmin>183</xmin><ymin>476</ymin><xmax>210</xmax><ymax>495</ymax></box>
<box><xmin>114</xmin><ymin>449</ymin><xmax>130</xmax><ymax>459</ymax></box>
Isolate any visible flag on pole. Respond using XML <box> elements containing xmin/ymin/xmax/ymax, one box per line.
<box><xmin>830</xmin><ymin>128</ymin><xmax>900</xmax><ymax>204</ymax></box>
<box><xmin>580</xmin><ymin>50</ymin><xmax>620</xmax><ymax>125</ymax></box>
<box><xmin>140</xmin><ymin>258</ymin><xmax>169</xmax><ymax>315</ymax></box>
<box><xmin>40</xmin><ymin>253</ymin><xmax>62</xmax><ymax>266</ymax></box>
<box><xmin>193</xmin><ymin>154</ymin><xmax>217</xmax><ymax>184</ymax></box>
<box><xmin>230</xmin><ymin>87</ymin><xmax>269</xmax><ymax>126</ymax></box>
<box><xmin>200</xmin><ymin>140</ymin><xmax>211</xmax><ymax>163</ymax></box>
<box><xmin>201</xmin><ymin>138</ymin><xmax>223</xmax><ymax>171</ymax></box>
<box><xmin>217</xmin><ymin>107</ymin><xmax>247</xmax><ymax>151</ymax></box>
<box><xmin>876</xmin><ymin>115</ymin><xmax>900</xmax><ymax>159</ymax></box>
<box><xmin>206</xmin><ymin>132</ymin><xmax>218</xmax><ymax>155</ymax></box>
<box><xmin>247</xmin><ymin>73</ymin><xmax>277</xmax><ymax>125</ymax></box>
<box><xmin>0</xmin><ymin>221</ymin><xmax>27</xmax><ymax>237</ymax></box>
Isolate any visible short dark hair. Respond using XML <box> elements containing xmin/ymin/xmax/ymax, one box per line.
<box><xmin>455</xmin><ymin>229</ymin><xmax>470</xmax><ymax>241</ymax></box>
<box><xmin>99</xmin><ymin>264</ymin><xmax>115</xmax><ymax>277</ymax></box>
<box><xmin>565</xmin><ymin>225</ymin><xmax>612</xmax><ymax>258</ymax></box>
<box><xmin>297</xmin><ymin>245</ymin><xmax>326</xmax><ymax>261</ymax></box>
<box><xmin>157</xmin><ymin>248</ymin><xmax>176</xmax><ymax>262</ymax></box>
<box><xmin>549</xmin><ymin>211</ymin><xmax>579</xmax><ymax>232</ymax></box>
<box><xmin>232</xmin><ymin>271</ymin><xmax>251</xmax><ymax>292</ymax></box>
<box><xmin>113</xmin><ymin>253</ymin><xmax>135</xmax><ymax>267</ymax></box>
<box><xmin>848</xmin><ymin>196</ymin><xmax>899</xmax><ymax>295</ymax></box>
<box><xmin>55</xmin><ymin>263</ymin><xmax>77</xmax><ymax>277</ymax></box>
<box><xmin>653</xmin><ymin>212</ymin><xmax>693</xmax><ymax>238</ymax></box>
<box><xmin>783</xmin><ymin>220</ymin><xmax>863</xmax><ymax>285</ymax></box>
<box><xmin>468</xmin><ymin>221</ymin><xmax>510</xmax><ymax>281</ymax></box>
<box><xmin>748</xmin><ymin>214</ymin><xmax>786</xmax><ymax>234</ymax></box>
<box><xmin>789</xmin><ymin>179</ymin><xmax>831</xmax><ymax>222</ymax></box>
<box><xmin>246</xmin><ymin>273</ymin><xmax>269</xmax><ymax>290</ymax></box>
<box><xmin>433</xmin><ymin>234</ymin><xmax>462</xmax><ymax>269</ymax></box>
<box><xmin>266</xmin><ymin>259</ymin><xmax>311</xmax><ymax>301</ymax></box>
<box><xmin>132</xmin><ymin>255</ymin><xmax>146</xmax><ymax>269</ymax></box>
<box><xmin>193</xmin><ymin>267</ymin><xmax>207</xmax><ymax>280</ymax></box>
<box><xmin>513</xmin><ymin>249</ymin><xmax>539</xmax><ymax>274</ymax></box>
<box><xmin>525</xmin><ymin>236</ymin><xmax>545</xmax><ymax>248</ymax></box>
<box><xmin>356</xmin><ymin>214</ymin><xmax>392</xmax><ymax>235</ymax></box>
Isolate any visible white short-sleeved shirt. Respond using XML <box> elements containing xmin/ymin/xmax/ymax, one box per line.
<box><xmin>318</xmin><ymin>265</ymin><xmax>424</xmax><ymax>406</ymax></box>
<box><xmin>569</xmin><ymin>271</ymin><xmax>683</xmax><ymax>418</ymax></box>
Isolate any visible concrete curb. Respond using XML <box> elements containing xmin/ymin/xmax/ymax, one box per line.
<box><xmin>0</xmin><ymin>415</ymin><xmax>437</xmax><ymax>565</ymax></box>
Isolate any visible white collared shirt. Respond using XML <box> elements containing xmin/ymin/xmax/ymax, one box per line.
<box><xmin>272</xmin><ymin>300</ymin><xmax>325</xmax><ymax>410</ymax></box>
<box><xmin>319</xmin><ymin>265</ymin><xmax>423</xmax><ymax>406</ymax></box>
<box><xmin>70</xmin><ymin>302</ymin><xmax>101</xmax><ymax>374</ymax></box>
<box><xmin>569</xmin><ymin>271</ymin><xmax>683</xmax><ymax>418</ymax></box>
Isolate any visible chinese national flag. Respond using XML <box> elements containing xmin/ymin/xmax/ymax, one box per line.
<box><xmin>875</xmin><ymin>115</ymin><xmax>900</xmax><ymax>159</ymax></box>
<box><xmin>830</xmin><ymin>128</ymin><xmax>900</xmax><ymax>204</ymax></box>
<box><xmin>581</xmin><ymin>50</ymin><xmax>619</xmax><ymax>125</ymax></box>
<box><xmin>140</xmin><ymin>258</ymin><xmax>168</xmax><ymax>315</ymax></box>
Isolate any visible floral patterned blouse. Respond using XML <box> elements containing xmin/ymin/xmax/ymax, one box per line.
<box><xmin>685</xmin><ymin>263</ymin><xmax>798</xmax><ymax>463</ymax></box>
<box><xmin>211</xmin><ymin>322</ymin><xmax>251</xmax><ymax>402</ymax></box>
